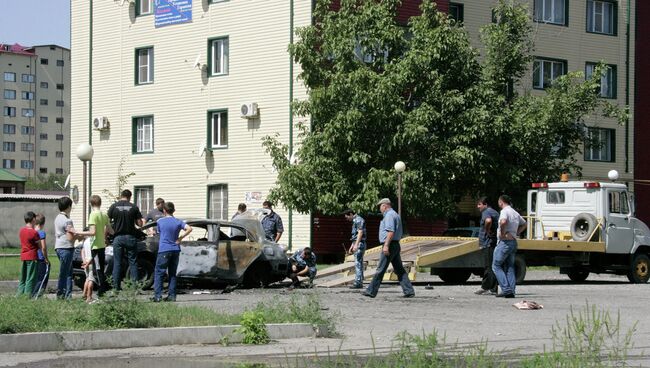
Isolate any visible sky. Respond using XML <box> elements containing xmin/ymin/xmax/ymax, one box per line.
<box><xmin>0</xmin><ymin>0</ymin><xmax>70</xmax><ymax>48</ymax></box>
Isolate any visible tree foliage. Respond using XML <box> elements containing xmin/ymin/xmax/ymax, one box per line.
<box><xmin>263</xmin><ymin>0</ymin><xmax>624</xmax><ymax>218</ymax></box>
<box><xmin>25</xmin><ymin>174</ymin><xmax>68</xmax><ymax>191</ymax></box>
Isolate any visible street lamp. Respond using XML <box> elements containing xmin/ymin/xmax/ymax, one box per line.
<box><xmin>394</xmin><ymin>161</ymin><xmax>406</xmax><ymax>216</ymax></box>
<box><xmin>76</xmin><ymin>143</ymin><xmax>94</xmax><ymax>228</ymax></box>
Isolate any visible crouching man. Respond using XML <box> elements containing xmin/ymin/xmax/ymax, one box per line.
<box><xmin>288</xmin><ymin>247</ymin><xmax>316</xmax><ymax>290</ymax></box>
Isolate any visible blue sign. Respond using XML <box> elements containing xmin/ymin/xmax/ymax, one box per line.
<box><xmin>155</xmin><ymin>0</ymin><xmax>192</xmax><ymax>28</ymax></box>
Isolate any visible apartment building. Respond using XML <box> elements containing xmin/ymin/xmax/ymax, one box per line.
<box><xmin>0</xmin><ymin>44</ymin><xmax>71</xmax><ymax>178</ymax></box>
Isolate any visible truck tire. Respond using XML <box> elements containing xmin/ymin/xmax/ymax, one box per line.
<box><xmin>437</xmin><ymin>269</ymin><xmax>471</xmax><ymax>284</ymax></box>
<box><xmin>515</xmin><ymin>255</ymin><xmax>526</xmax><ymax>284</ymax></box>
<box><xmin>570</xmin><ymin>213</ymin><xmax>599</xmax><ymax>242</ymax></box>
<box><xmin>566</xmin><ymin>269</ymin><xmax>590</xmax><ymax>282</ymax></box>
<box><xmin>627</xmin><ymin>253</ymin><xmax>650</xmax><ymax>284</ymax></box>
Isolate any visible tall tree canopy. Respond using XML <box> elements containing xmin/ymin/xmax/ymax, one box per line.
<box><xmin>263</xmin><ymin>0</ymin><xmax>624</xmax><ymax>218</ymax></box>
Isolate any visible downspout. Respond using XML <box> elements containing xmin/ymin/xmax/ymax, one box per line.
<box><xmin>88</xmin><ymin>1</ymin><xmax>93</xmax><ymax>200</ymax></box>
<box><xmin>288</xmin><ymin>0</ymin><xmax>294</xmax><ymax>250</ymax></box>
<box><xmin>624</xmin><ymin>0</ymin><xmax>630</xmax><ymax>173</ymax></box>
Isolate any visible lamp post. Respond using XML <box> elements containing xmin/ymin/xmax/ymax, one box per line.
<box><xmin>394</xmin><ymin>161</ymin><xmax>406</xmax><ymax>216</ymax></box>
<box><xmin>76</xmin><ymin>143</ymin><xmax>94</xmax><ymax>229</ymax></box>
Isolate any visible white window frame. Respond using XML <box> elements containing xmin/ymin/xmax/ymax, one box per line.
<box><xmin>210</xmin><ymin>38</ymin><xmax>229</xmax><ymax>76</ymax></box>
<box><xmin>138</xmin><ymin>0</ymin><xmax>153</xmax><ymax>15</ymax></box>
<box><xmin>20</xmin><ymin>160</ymin><xmax>34</xmax><ymax>169</ymax></box>
<box><xmin>21</xmin><ymin>143</ymin><xmax>34</xmax><ymax>152</ymax></box>
<box><xmin>3</xmin><ymin>90</ymin><xmax>16</xmax><ymax>99</ymax></box>
<box><xmin>534</xmin><ymin>0</ymin><xmax>566</xmax><ymax>25</ymax></box>
<box><xmin>2</xmin><ymin>159</ymin><xmax>15</xmax><ymax>169</ymax></box>
<box><xmin>135</xmin><ymin>116</ymin><xmax>154</xmax><ymax>153</ymax></box>
<box><xmin>3</xmin><ymin>107</ymin><xmax>16</xmax><ymax>117</ymax></box>
<box><xmin>21</xmin><ymin>108</ymin><xmax>34</xmax><ymax>117</ymax></box>
<box><xmin>208</xmin><ymin>184</ymin><xmax>228</xmax><ymax>220</ymax></box>
<box><xmin>585</xmin><ymin>63</ymin><xmax>616</xmax><ymax>98</ymax></box>
<box><xmin>21</xmin><ymin>74</ymin><xmax>34</xmax><ymax>83</ymax></box>
<box><xmin>3</xmin><ymin>124</ymin><xmax>16</xmax><ymax>134</ymax></box>
<box><xmin>135</xmin><ymin>186</ymin><xmax>154</xmax><ymax>216</ymax></box>
<box><xmin>21</xmin><ymin>126</ymin><xmax>34</xmax><ymax>135</ymax></box>
<box><xmin>587</xmin><ymin>0</ymin><xmax>615</xmax><ymax>35</ymax></box>
<box><xmin>533</xmin><ymin>58</ymin><xmax>566</xmax><ymax>89</ymax></box>
<box><xmin>210</xmin><ymin>111</ymin><xmax>228</xmax><ymax>149</ymax></box>
<box><xmin>3</xmin><ymin>142</ymin><xmax>15</xmax><ymax>152</ymax></box>
<box><xmin>4</xmin><ymin>72</ymin><xmax>16</xmax><ymax>82</ymax></box>
<box><xmin>21</xmin><ymin>91</ymin><xmax>34</xmax><ymax>100</ymax></box>
<box><xmin>136</xmin><ymin>47</ymin><xmax>154</xmax><ymax>84</ymax></box>
<box><xmin>585</xmin><ymin>127</ymin><xmax>614</xmax><ymax>162</ymax></box>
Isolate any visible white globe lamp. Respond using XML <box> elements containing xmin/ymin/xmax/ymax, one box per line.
<box><xmin>608</xmin><ymin>170</ymin><xmax>619</xmax><ymax>182</ymax></box>
<box><xmin>394</xmin><ymin>161</ymin><xmax>406</xmax><ymax>173</ymax></box>
<box><xmin>76</xmin><ymin>143</ymin><xmax>94</xmax><ymax>162</ymax></box>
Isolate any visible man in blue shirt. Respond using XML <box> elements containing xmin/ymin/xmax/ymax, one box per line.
<box><xmin>475</xmin><ymin>197</ymin><xmax>500</xmax><ymax>295</ymax></box>
<box><xmin>344</xmin><ymin>209</ymin><xmax>366</xmax><ymax>289</ymax></box>
<box><xmin>261</xmin><ymin>201</ymin><xmax>284</xmax><ymax>242</ymax></box>
<box><xmin>288</xmin><ymin>247</ymin><xmax>316</xmax><ymax>289</ymax></box>
<box><xmin>363</xmin><ymin>198</ymin><xmax>415</xmax><ymax>298</ymax></box>
<box><xmin>152</xmin><ymin>202</ymin><xmax>192</xmax><ymax>302</ymax></box>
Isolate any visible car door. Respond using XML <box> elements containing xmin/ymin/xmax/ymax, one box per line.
<box><xmin>176</xmin><ymin>224</ymin><xmax>219</xmax><ymax>278</ymax></box>
<box><xmin>216</xmin><ymin>224</ymin><xmax>260</xmax><ymax>280</ymax></box>
<box><xmin>605</xmin><ymin>189</ymin><xmax>634</xmax><ymax>254</ymax></box>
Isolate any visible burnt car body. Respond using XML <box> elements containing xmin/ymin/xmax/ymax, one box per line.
<box><xmin>72</xmin><ymin>216</ymin><xmax>289</xmax><ymax>289</ymax></box>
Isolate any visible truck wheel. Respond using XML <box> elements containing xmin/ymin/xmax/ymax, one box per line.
<box><xmin>437</xmin><ymin>269</ymin><xmax>471</xmax><ymax>284</ymax></box>
<box><xmin>570</xmin><ymin>213</ymin><xmax>599</xmax><ymax>241</ymax></box>
<box><xmin>515</xmin><ymin>255</ymin><xmax>526</xmax><ymax>284</ymax></box>
<box><xmin>567</xmin><ymin>269</ymin><xmax>590</xmax><ymax>282</ymax></box>
<box><xmin>627</xmin><ymin>253</ymin><xmax>650</xmax><ymax>284</ymax></box>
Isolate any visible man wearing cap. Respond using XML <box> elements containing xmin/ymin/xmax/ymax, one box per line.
<box><xmin>363</xmin><ymin>198</ymin><xmax>415</xmax><ymax>298</ymax></box>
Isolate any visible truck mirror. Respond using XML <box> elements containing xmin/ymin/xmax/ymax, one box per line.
<box><xmin>630</xmin><ymin>193</ymin><xmax>636</xmax><ymax>216</ymax></box>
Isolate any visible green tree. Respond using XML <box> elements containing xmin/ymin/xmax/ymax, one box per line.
<box><xmin>25</xmin><ymin>173</ymin><xmax>68</xmax><ymax>191</ymax></box>
<box><xmin>263</xmin><ymin>0</ymin><xmax>624</xmax><ymax>218</ymax></box>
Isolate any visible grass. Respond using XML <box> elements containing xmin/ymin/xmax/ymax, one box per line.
<box><xmin>0</xmin><ymin>247</ymin><xmax>61</xmax><ymax>281</ymax></box>
<box><xmin>0</xmin><ymin>292</ymin><xmax>334</xmax><ymax>334</ymax></box>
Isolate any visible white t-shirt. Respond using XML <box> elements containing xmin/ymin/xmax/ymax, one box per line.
<box><xmin>82</xmin><ymin>238</ymin><xmax>93</xmax><ymax>263</ymax></box>
<box><xmin>497</xmin><ymin>206</ymin><xmax>526</xmax><ymax>241</ymax></box>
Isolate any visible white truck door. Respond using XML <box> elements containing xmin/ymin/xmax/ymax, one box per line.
<box><xmin>605</xmin><ymin>189</ymin><xmax>634</xmax><ymax>254</ymax></box>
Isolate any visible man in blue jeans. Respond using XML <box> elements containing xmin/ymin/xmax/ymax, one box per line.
<box><xmin>54</xmin><ymin>197</ymin><xmax>79</xmax><ymax>299</ymax></box>
<box><xmin>493</xmin><ymin>194</ymin><xmax>527</xmax><ymax>298</ymax></box>
<box><xmin>152</xmin><ymin>202</ymin><xmax>192</xmax><ymax>302</ymax></box>
<box><xmin>363</xmin><ymin>198</ymin><xmax>414</xmax><ymax>298</ymax></box>
<box><xmin>108</xmin><ymin>189</ymin><xmax>143</xmax><ymax>291</ymax></box>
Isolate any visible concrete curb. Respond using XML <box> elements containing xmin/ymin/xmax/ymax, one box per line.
<box><xmin>0</xmin><ymin>323</ymin><xmax>325</xmax><ymax>353</ymax></box>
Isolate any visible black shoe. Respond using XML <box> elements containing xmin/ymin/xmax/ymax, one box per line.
<box><xmin>496</xmin><ymin>293</ymin><xmax>515</xmax><ymax>298</ymax></box>
<box><xmin>150</xmin><ymin>297</ymin><xmax>161</xmax><ymax>302</ymax></box>
<box><xmin>349</xmin><ymin>284</ymin><xmax>363</xmax><ymax>289</ymax></box>
<box><xmin>362</xmin><ymin>292</ymin><xmax>375</xmax><ymax>298</ymax></box>
<box><xmin>163</xmin><ymin>296</ymin><xmax>176</xmax><ymax>302</ymax></box>
<box><xmin>403</xmin><ymin>293</ymin><xmax>415</xmax><ymax>298</ymax></box>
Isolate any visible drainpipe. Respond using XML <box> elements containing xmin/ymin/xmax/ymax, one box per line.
<box><xmin>88</xmin><ymin>1</ymin><xmax>93</xmax><ymax>201</ymax></box>
<box><xmin>624</xmin><ymin>0</ymin><xmax>630</xmax><ymax>173</ymax></box>
<box><xmin>288</xmin><ymin>0</ymin><xmax>294</xmax><ymax>250</ymax></box>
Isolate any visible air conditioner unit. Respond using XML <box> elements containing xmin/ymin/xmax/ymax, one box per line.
<box><xmin>93</xmin><ymin>116</ymin><xmax>109</xmax><ymax>130</ymax></box>
<box><xmin>240</xmin><ymin>103</ymin><xmax>259</xmax><ymax>119</ymax></box>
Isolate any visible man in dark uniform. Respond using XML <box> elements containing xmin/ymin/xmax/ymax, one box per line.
<box><xmin>108</xmin><ymin>189</ymin><xmax>143</xmax><ymax>290</ymax></box>
<box><xmin>475</xmin><ymin>197</ymin><xmax>500</xmax><ymax>295</ymax></box>
<box><xmin>344</xmin><ymin>209</ymin><xmax>366</xmax><ymax>289</ymax></box>
<box><xmin>261</xmin><ymin>201</ymin><xmax>284</xmax><ymax>242</ymax></box>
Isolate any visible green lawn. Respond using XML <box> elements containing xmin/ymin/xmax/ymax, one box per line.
<box><xmin>0</xmin><ymin>247</ymin><xmax>61</xmax><ymax>281</ymax></box>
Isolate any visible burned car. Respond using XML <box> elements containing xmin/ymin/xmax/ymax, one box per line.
<box><xmin>73</xmin><ymin>215</ymin><xmax>289</xmax><ymax>289</ymax></box>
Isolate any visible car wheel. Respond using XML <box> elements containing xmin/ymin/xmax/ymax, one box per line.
<box><xmin>627</xmin><ymin>253</ymin><xmax>650</xmax><ymax>284</ymax></box>
<box><xmin>437</xmin><ymin>269</ymin><xmax>471</xmax><ymax>284</ymax></box>
<box><xmin>242</xmin><ymin>262</ymin><xmax>272</xmax><ymax>288</ymax></box>
<box><xmin>566</xmin><ymin>269</ymin><xmax>590</xmax><ymax>282</ymax></box>
<box><xmin>515</xmin><ymin>255</ymin><xmax>527</xmax><ymax>284</ymax></box>
<box><xmin>126</xmin><ymin>257</ymin><xmax>155</xmax><ymax>290</ymax></box>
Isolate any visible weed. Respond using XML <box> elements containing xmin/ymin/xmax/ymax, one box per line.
<box><xmin>236</xmin><ymin>310</ymin><xmax>270</xmax><ymax>345</ymax></box>
<box><xmin>252</xmin><ymin>293</ymin><xmax>338</xmax><ymax>335</ymax></box>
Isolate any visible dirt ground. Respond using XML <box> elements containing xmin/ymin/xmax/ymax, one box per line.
<box><xmin>2</xmin><ymin>270</ymin><xmax>650</xmax><ymax>367</ymax></box>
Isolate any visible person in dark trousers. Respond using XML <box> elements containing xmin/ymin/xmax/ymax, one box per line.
<box><xmin>363</xmin><ymin>198</ymin><xmax>415</xmax><ymax>298</ymax></box>
<box><xmin>474</xmin><ymin>197</ymin><xmax>499</xmax><ymax>295</ymax></box>
<box><xmin>108</xmin><ymin>189</ymin><xmax>143</xmax><ymax>291</ymax></box>
<box><xmin>261</xmin><ymin>201</ymin><xmax>284</xmax><ymax>242</ymax></box>
<box><xmin>493</xmin><ymin>195</ymin><xmax>527</xmax><ymax>298</ymax></box>
<box><xmin>344</xmin><ymin>209</ymin><xmax>366</xmax><ymax>289</ymax></box>
<box><xmin>54</xmin><ymin>197</ymin><xmax>79</xmax><ymax>299</ymax></box>
<box><xmin>32</xmin><ymin>213</ymin><xmax>50</xmax><ymax>298</ymax></box>
<box><xmin>288</xmin><ymin>247</ymin><xmax>317</xmax><ymax>289</ymax></box>
<box><xmin>152</xmin><ymin>202</ymin><xmax>192</xmax><ymax>302</ymax></box>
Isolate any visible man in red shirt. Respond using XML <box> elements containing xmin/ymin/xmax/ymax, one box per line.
<box><xmin>17</xmin><ymin>211</ymin><xmax>41</xmax><ymax>296</ymax></box>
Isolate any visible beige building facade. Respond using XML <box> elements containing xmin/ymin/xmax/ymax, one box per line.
<box><xmin>1</xmin><ymin>44</ymin><xmax>71</xmax><ymax>178</ymax></box>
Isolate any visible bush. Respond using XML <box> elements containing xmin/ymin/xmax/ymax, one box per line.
<box><xmin>237</xmin><ymin>311</ymin><xmax>270</xmax><ymax>345</ymax></box>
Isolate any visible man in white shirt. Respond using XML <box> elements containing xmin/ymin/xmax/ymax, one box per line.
<box><xmin>493</xmin><ymin>195</ymin><xmax>527</xmax><ymax>298</ymax></box>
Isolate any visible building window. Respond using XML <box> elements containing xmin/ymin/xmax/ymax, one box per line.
<box><xmin>21</xmin><ymin>126</ymin><xmax>35</xmax><ymax>135</ymax></box>
<box><xmin>40</xmin><ymin>82</ymin><xmax>48</xmax><ymax>88</ymax></box>
<box><xmin>533</xmin><ymin>0</ymin><xmax>567</xmax><ymax>25</ymax></box>
<box><xmin>56</xmin><ymin>83</ymin><xmax>64</xmax><ymax>90</ymax></box>
<box><xmin>585</xmin><ymin>127</ymin><xmax>615</xmax><ymax>162</ymax></box>
<box><xmin>20</xmin><ymin>160</ymin><xmax>34</xmax><ymax>169</ymax></box>
<box><xmin>587</xmin><ymin>0</ymin><xmax>616</xmax><ymax>35</ymax></box>
<box><xmin>21</xmin><ymin>74</ymin><xmax>35</xmax><ymax>83</ymax></box>
<box><xmin>40</xmin><ymin>99</ymin><xmax>48</xmax><ymax>106</ymax></box>
<box><xmin>135</xmin><ymin>186</ymin><xmax>154</xmax><ymax>216</ymax></box>
<box><xmin>135</xmin><ymin>47</ymin><xmax>154</xmax><ymax>84</ymax></box>
<box><xmin>207</xmin><ymin>184</ymin><xmax>228</xmax><ymax>220</ymax></box>
<box><xmin>208</xmin><ymin>110</ymin><xmax>228</xmax><ymax>149</ymax></box>
<box><xmin>39</xmin><ymin>168</ymin><xmax>48</xmax><ymax>174</ymax></box>
<box><xmin>585</xmin><ymin>63</ymin><xmax>617</xmax><ymax>99</ymax></box>
<box><xmin>56</xmin><ymin>117</ymin><xmax>63</xmax><ymax>124</ymax></box>
<box><xmin>56</xmin><ymin>59</ymin><xmax>64</xmax><ymax>67</ymax></box>
<box><xmin>2</xmin><ymin>159</ymin><xmax>15</xmax><ymax>169</ymax></box>
<box><xmin>21</xmin><ymin>143</ymin><xmax>34</xmax><ymax>152</ymax></box>
<box><xmin>56</xmin><ymin>151</ymin><xmax>64</xmax><ymax>158</ymax></box>
<box><xmin>39</xmin><ymin>150</ymin><xmax>48</xmax><ymax>157</ymax></box>
<box><xmin>533</xmin><ymin>58</ymin><xmax>566</xmax><ymax>89</ymax></box>
<box><xmin>4</xmin><ymin>72</ymin><xmax>16</xmax><ymax>82</ymax></box>
<box><xmin>449</xmin><ymin>3</ymin><xmax>464</xmax><ymax>23</ymax></box>
<box><xmin>56</xmin><ymin>134</ymin><xmax>64</xmax><ymax>140</ymax></box>
<box><xmin>40</xmin><ymin>116</ymin><xmax>48</xmax><ymax>123</ymax></box>
<box><xmin>132</xmin><ymin>116</ymin><xmax>154</xmax><ymax>153</ymax></box>
<box><xmin>22</xmin><ymin>91</ymin><xmax>34</xmax><ymax>100</ymax></box>
<box><xmin>3</xmin><ymin>142</ymin><xmax>15</xmax><ymax>152</ymax></box>
<box><xmin>208</xmin><ymin>37</ymin><xmax>229</xmax><ymax>76</ymax></box>
<box><xmin>55</xmin><ymin>168</ymin><xmax>63</xmax><ymax>174</ymax></box>
<box><xmin>3</xmin><ymin>107</ymin><xmax>16</xmax><ymax>117</ymax></box>
<box><xmin>55</xmin><ymin>100</ymin><xmax>64</xmax><ymax>107</ymax></box>
<box><xmin>136</xmin><ymin>0</ymin><xmax>153</xmax><ymax>16</ymax></box>
<box><xmin>40</xmin><ymin>133</ymin><xmax>48</xmax><ymax>140</ymax></box>
<box><xmin>41</xmin><ymin>58</ymin><xmax>49</xmax><ymax>65</ymax></box>
<box><xmin>21</xmin><ymin>108</ymin><xmax>34</xmax><ymax>117</ymax></box>
<box><xmin>4</xmin><ymin>90</ymin><xmax>16</xmax><ymax>99</ymax></box>
<box><xmin>3</xmin><ymin>124</ymin><xmax>16</xmax><ymax>134</ymax></box>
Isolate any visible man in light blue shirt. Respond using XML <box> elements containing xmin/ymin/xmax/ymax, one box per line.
<box><xmin>363</xmin><ymin>198</ymin><xmax>414</xmax><ymax>298</ymax></box>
